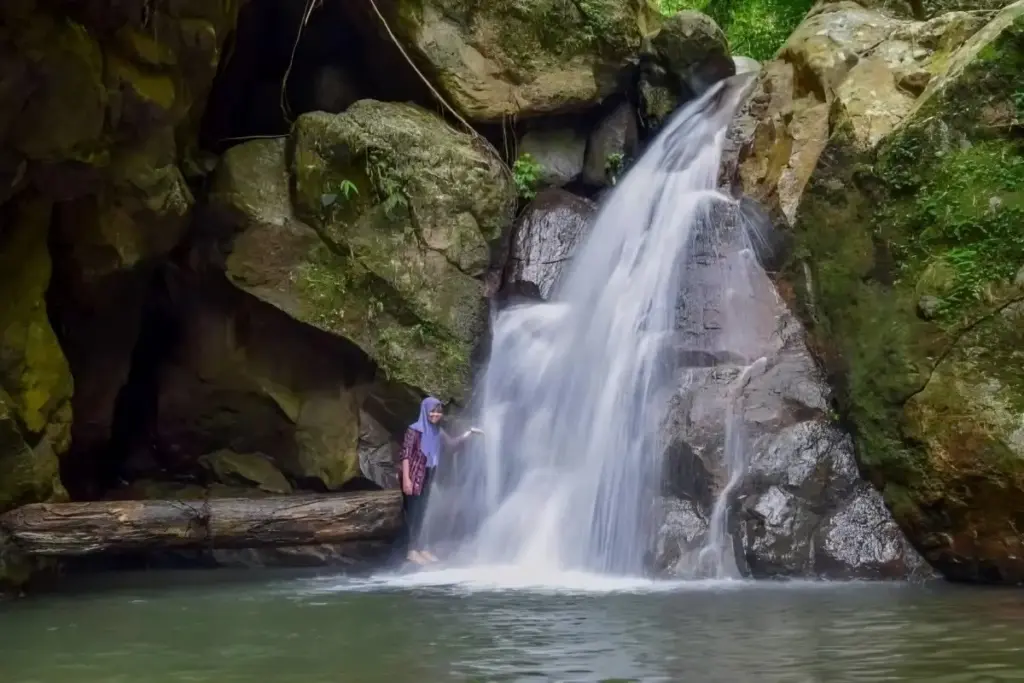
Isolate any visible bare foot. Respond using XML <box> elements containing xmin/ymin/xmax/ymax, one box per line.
<box><xmin>407</xmin><ymin>550</ymin><xmax>427</xmax><ymax>565</ymax></box>
<box><xmin>421</xmin><ymin>550</ymin><xmax>440</xmax><ymax>563</ymax></box>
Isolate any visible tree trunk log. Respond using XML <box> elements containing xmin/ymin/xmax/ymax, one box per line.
<box><xmin>0</xmin><ymin>491</ymin><xmax>403</xmax><ymax>556</ymax></box>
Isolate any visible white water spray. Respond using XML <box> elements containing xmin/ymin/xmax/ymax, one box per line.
<box><xmin>422</xmin><ymin>74</ymin><xmax>758</xmax><ymax>577</ymax></box>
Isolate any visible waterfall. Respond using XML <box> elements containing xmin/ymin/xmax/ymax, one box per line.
<box><xmin>423</xmin><ymin>73</ymin><xmax>758</xmax><ymax>577</ymax></box>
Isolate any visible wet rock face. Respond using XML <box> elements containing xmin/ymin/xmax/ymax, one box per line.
<box><xmin>504</xmin><ymin>190</ymin><xmax>597</xmax><ymax>300</ymax></box>
<box><xmin>655</xmin><ymin>210</ymin><xmax>928</xmax><ymax>580</ymax></box>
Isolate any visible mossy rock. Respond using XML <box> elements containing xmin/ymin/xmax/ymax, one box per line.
<box><xmin>198</xmin><ymin>450</ymin><xmax>293</xmax><ymax>494</ymax></box>
<box><xmin>0</xmin><ymin>196</ymin><xmax>72</xmax><ymax>517</ymax></box>
<box><xmin>788</xmin><ymin>0</ymin><xmax>1024</xmax><ymax>583</ymax></box>
<box><xmin>287</xmin><ymin>100</ymin><xmax>516</xmax><ymax>398</ymax></box>
<box><xmin>384</xmin><ymin>0</ymin><xmax>659</xmax><ymax>121</ymax></box>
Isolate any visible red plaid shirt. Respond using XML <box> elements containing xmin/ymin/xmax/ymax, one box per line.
<box><xmin>399</xmin><ymin>428</ymin><xmax>470</xmax><ymax>495</ymax></box>
<box><xmin>399</xmin><ymin>428</ymin><xmax>429</xmax><ymax>495</ymax></box>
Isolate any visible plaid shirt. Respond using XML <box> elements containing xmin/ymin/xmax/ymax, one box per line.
<box><xmin>399</xmin><ymin>428</ymin><xmax>429</xmax><ymax>495</ymax></box>
<box><xmin>399</xmin><ymin>427</ymin><xmax>470</xmax><ymax>495</ymax></box>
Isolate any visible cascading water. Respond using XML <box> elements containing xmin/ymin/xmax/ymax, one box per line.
<box><xmin>421</xmin><ymin>74</ymin><xmax>758</xmax><ymax>577</ymax></box>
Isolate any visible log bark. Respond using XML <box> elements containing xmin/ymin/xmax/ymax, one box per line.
<box><xmin>0</xmin><ymin>490</ymin><xmax>403</xmax><ymax>556</ymax></box>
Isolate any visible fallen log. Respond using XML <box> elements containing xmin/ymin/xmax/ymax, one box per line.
<box><xmin>0</xmin><ymin>490</ymin><xmax>404</xmax><ymax>556</ymax></box>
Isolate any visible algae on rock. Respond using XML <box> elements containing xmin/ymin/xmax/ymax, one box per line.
<box><xmin>782</xmin><ymin>0</ymin><xmax>1024</xmax><ymax>583</ymax></box>
<box><xmin>0</xmin><ymin>197</ymin><xmax>72</xmax><ymax>512</ymax></box>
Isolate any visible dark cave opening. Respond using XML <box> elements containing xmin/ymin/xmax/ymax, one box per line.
<box><xmin>199</xmin><ymin>0</ymin><xmax>439</xmax><ymax>154</ymax></box>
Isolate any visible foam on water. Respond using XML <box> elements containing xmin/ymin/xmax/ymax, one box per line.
<box><xmin>296</xmin><ymin>567</ymin><xmax>868</xmax><ymax>598</ymax></box>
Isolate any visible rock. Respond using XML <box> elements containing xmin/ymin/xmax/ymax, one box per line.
<box><xmin>778</xmin><ymin>0</ymin><xmax>1024</xmax><ymax>583</ymax></box>
<box><xmin>198</xmin><ymin>450</ymin><xmax>293</xmax><ymax>494</ymax></box>
<box><xmin>358</xmin><ymin>411</ymin><xmax>399</xmax><ymax>489</ymax></box>
<box><xmin>210</xmin><ymin>100</ymin><xmax>517</xmax><ymax>400</ymax></box>
<box><xmin>582</xmin><ymin>103</ymin><xmax>639</xmax><ymax>186</ymax></box>
<box><xmin>638</xmin><ymin>63</ymin><xmax>682</xmax><ymax>129</ymax></box>
<box><xmin>0</xmin><ymin>0</ymin><xmax>240</xmax><ymax>511</ymax></box>
<box><xmin>732</xmin><ymin>56</ymin><xmax>761</xmax><ymax>74</ymax></box>
<box><xmin>152</xmin><ymin>274</ymin><xmax>368</xmax><ymax>492</ymax></box>
<box><xmin>504</xmin><ymin>189</ymin><xmax>597</xmax><ymax>300</ymax></box>
<box><xmin>654</xmin><ymin>203</ymin><xmax>926</xmax><ymax>579</ymax></box>
<box><xmin>1015</xmin><ymin>265</ymin><xmax>1024</xmax><ymax>288</ymax></box>
<box><xmin>731</xmin><ymin>2</ymin><xmax>988</xmax><ymax>227</ymax></box>
<box><xmin>375</xmin><ymin>0</ymin><xmax>659</xmax><ymax>121</ymax></box>
<box><xmin>0</xmin><ymin>197</ymin><xmax>72</xmax><ymax>513</ymax></box>
<box><xmin>638</xmin><ymin>11</ymin><xmax>734</xmax><ymax>129</ymax></box>
<box><xmin>917</xmin><ymin>295</ymin><xmax>942</xmax><ymax>320</ymax></box>
<box><xmin>291</xmin><ymin>101</ymin><xmax>516</xmax><ymax>398</ymax></box>
<box><xmin>519</xmin><ymin>128</ymin><xmax>587</xmax><ymax>188</ymax></box>
<box><xmin>650</xmin><ymin>10</ymin><xmax>734</xmax><ymax>93</ymax></box>
<box><xmin>654</xmin><ymin>497</ymin><xmax>708</xmax><ymax>576</ymax></box>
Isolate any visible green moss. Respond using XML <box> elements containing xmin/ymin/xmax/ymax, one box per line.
<box><xmin>786</xmin><ymin>1</ymin><xmax>1024</xmax><ymax>578</ymax></box>
<box><xmin>878</xmin><ymin>138</ymin><xmax>1024</xmax><ymax>322</ymax></box>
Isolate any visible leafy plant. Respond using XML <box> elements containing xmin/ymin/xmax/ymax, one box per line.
<box><xmin>605</xmin><ymin>152</ymin><xmax>626</xmax><ymax>185</ymax></box>
<box><xmin>320</xmin><ymin>179</ymin><xmax>359</xmax><ymax>208</ymax></box>
<box><xmin>513</xmin><ymin>153</ymin><xmax>543</xmax><ymax>202</ymax></box>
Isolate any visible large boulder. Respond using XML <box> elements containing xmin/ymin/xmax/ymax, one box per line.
<box><xmin>151</xmin><ymin>274</ymin><xmax>369</xmax><ymax>492</ymax></box>
<box><xmin>503</xmin><ymin>189</ymin><xmax>597</xmax><ymax>300</ymax></box>
<box><xmin>370</xmin><ymin>0</ymin><xmax>660</xmax><ymax>121</ymax></box>
<box><xmin>732</xmin><ymin>1</ymin><xmax>991</xmax><ymax>226</ymax></box>
<box><xmin>639</xmin><ymin>11</ymin><xmax>734</xmax><ymax>129</ymax></box>
<box><xmin>209</xmin><ymin>100</ymin><xmax>516</xmax><ymax>400</ymax></box>
<box><xmin>778</xmin><ymin>0</ymin><xmax>1024</xmax><ymax>583</ymax></box>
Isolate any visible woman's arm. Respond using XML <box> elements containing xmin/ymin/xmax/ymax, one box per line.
<box><xmin>442</xmin><ymin>427</ymin><xmax>482</xmax><ymax>453</ymax></box>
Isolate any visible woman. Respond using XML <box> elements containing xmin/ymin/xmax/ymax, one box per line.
<box><xmin>399</xmin><ymin>396</ymin><xmax>481</xmax><ymax>565</ymax></box>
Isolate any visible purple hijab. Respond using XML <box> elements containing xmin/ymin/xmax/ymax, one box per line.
<box><xmin>410</xmin><ymin>396</ymin><xmax>443</xmax><ymax>468</ymax></box>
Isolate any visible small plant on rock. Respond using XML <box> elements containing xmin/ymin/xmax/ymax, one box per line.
<box><xmin>605</xmin><ymin>152</ymin><xmax>626</xmax><ymax>185</ymax></box>
<box><xmin>513</xmin><ymin>153</ymin><xmax>543</xmax><ymax>202</ymax></box>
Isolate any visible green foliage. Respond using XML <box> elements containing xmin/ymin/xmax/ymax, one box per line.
<box><xmin>605</xmin><ymin>152</ymin><xmax>626</xmax><ymax>185</ymax></box>
<box><xmin>513</xmin><ymin>153</ymin><xmax>543</xmax><ymax>201</ymax></box>
<box><xmin>656</xmin><ymin>0</ymin><xmax>811</xmax><ymax>61</ymax></box>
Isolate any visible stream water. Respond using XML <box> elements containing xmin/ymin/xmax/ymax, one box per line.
<box><xmin>2</xmin><ymin>568</ymin><xmax>1023</xmax><ymax>682</ymax></box>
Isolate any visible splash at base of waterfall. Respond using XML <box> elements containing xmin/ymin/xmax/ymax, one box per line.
<box><xmin>420</xmin><ymin>73</ymin><xmax>759</xmax><ymax>578</ymax></box>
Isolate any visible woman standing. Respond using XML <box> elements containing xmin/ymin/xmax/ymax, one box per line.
<box><xmin>400</xmin><ymin>396</ymin><xmax>481</xmax><ymax>565</ymax></box>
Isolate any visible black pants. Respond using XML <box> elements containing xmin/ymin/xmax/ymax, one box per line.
<box><xmin>402</xmin><ymin>467</ymin><xmax>435</xmax><ymax>549</ymax></box>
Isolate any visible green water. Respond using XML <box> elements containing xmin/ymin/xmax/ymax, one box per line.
<box><xmin>1</xmin><ymin>568</ymin><xmax>1023</xmax><ymax>682</ymax></box>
